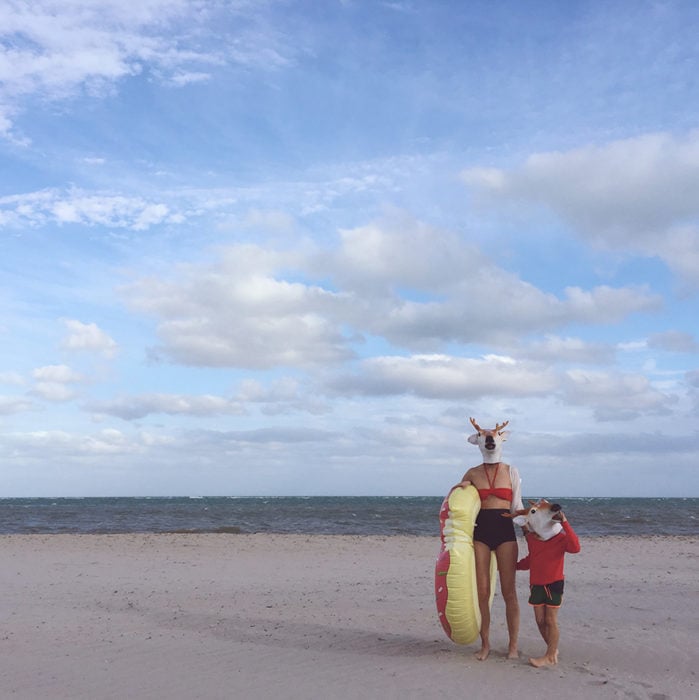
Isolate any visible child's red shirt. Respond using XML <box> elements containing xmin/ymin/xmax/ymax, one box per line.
<box><xmin>516</xmin><ymin>520</ymin><xmax>581</xmax><ymax>585</ymax></box>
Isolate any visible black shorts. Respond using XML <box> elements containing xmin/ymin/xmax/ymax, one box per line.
<box><xmin>529</xmin><ymin>580</ymin><xmax>565</xmax><ymax>607</ymax></box>
<box><xmin>473</xmin><ymin>509</ymin><xmax>516</xmax><ymax>551</ymax></box>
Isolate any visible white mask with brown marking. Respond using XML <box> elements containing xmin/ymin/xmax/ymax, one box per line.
<box><xmin>511</xmin><ymin>499</ymin><xmax>563</xmax><ymax>541</ymax></box>
<box><xmin>467</xmin><ymin>417</ymin><xmax>509</xmax><ymax>464</ymax></box>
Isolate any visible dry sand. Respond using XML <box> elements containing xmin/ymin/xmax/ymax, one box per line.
<box><xmin>0</xmin><ymin>533</ymin><xmax>696</xmax><ymax>699</ymax></box>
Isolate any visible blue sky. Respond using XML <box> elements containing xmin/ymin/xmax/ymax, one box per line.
<box><xmin>1</xmin><ymin>0</ymin><xmax>698</xmax><ymax>497</ymax></box>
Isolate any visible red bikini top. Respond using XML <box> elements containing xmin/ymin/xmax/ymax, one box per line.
<box><xmin>477</xmin><ymin>464</ymin><xmax>513</xmax><ymax>502</ymax></box>
<box><xmin>478</xmin><ymin>487</ymin><xmax>513</xmax><ymax>501</ymax></box>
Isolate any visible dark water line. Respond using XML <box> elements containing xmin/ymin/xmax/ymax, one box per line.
<box><xmin>0</xmin><ymin>497</ymin><xmax>697</xmax><ymax>537</ymax></box>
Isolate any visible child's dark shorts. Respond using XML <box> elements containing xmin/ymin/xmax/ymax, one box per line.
<box><xmin>528</xmin><ymin>579</ymin><xmax>565</xmax><ymax>607</ymax></box>
<box><xmin>473</xmin><ymin>509</ymin><xmax>517</xmax><ymax>550</ymax></box>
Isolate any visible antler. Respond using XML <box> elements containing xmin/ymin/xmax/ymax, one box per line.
<box><xmin>494</xmin><ymin>420</ymin><xmax>509</xmax><ymax>433</ymax></box>
<box><xmin>469</xmin><ymin>417</ymin><xmax>482</xmax><ymax>433</ymax></box>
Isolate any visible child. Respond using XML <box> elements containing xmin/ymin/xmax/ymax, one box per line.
<box><xmin>516</xmin><ymin>505</ymin><xmax>580</xmax><ymax>668</ymax></box>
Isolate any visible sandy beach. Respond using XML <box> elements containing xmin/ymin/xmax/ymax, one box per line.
<box><xmin>0</xmin><ymin>533</ymin><xmax>696</xmax><ymax>699</ymax></box>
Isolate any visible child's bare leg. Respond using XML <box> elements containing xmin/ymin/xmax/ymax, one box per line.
<box><xmin>533</xmin><ymin>605</ymin><xmax>548</xmax><ymax>642</ymax></box>
<box><xmin>530</xmin><ymin>606</ymin><xmax>559</xmax><ymax>668</ymax></box>
<box><xmin>473</xmin><ymin>542</ymin><xmax>492</xmax><ymax>660</ymax></box>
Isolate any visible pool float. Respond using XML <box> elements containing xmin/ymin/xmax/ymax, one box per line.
<box><xmin>435</xmin><ymin>483</ymin><xmax>496</xmax><ymax>644</ymax></box>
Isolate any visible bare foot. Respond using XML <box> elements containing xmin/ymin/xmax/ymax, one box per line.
<box><xmin>529</xmin><ymin>654</ymin><xmax>557</xmax><ymax>668</ymax></box>
<box><xmin>474</xmin><ymin>645</ymin><xmax>490</xmax><ymax>661</ymax></box>
<box><xmin>507</xmin><ymin>648</ymin><xmax>520</xmax><ymax>660</ymax></box>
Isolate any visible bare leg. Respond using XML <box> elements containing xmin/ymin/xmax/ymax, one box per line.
<box><xmin>473</xmin><ymin>541</ymin><xmax>493</xmax><ymax>660</ymax></box>
<box><xmin>530</xmin><ymin>606</ymin><xmax>560</xmax><ymax>668</ymax></box>
<box><xmin>533</xmin><ymin>605</ymin><xmax>548</xmax><ymax>643</ymax></box>
<box><xmin>495</xmin><ymin>540</ymin><xmax>520</xmax><ymax>659</ymax></box>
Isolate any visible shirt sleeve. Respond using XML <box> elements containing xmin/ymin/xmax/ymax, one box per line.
<box><xmin>562</xmin><ymin>521</ymin><xmax>581</xmax><ymax>553</ymax></box>
<box><xmin>516</xmin><ymin>554</ymin><xmax>530</xmax><ymax>571</ymax></box>
<box><xmin>509</xmin><ymin>464</ymin><xmax>524</xmax><ymax>513</ymax></box>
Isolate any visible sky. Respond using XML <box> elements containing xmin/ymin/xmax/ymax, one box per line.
<box><xmin>1</xmin><ymin>0</ymin><xmax>698</xmax><ymax>498</ymax></box>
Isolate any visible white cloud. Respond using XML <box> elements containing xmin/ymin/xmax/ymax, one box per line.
<box><xmin>0</xmin><ymin>0</ymin><xmax>297</xmax><ymax>138</ymax></box>
<box><xmin>326</xmin><ymin>352</ymin><xmax>680</xmax><ymax>422</ymax></box>
<box><xmin>124</xmin><ymin>244</ymin><xmax>355</xmax><ymax>368</ymax></box>
<box><xmin>87</xmin><ymin>393</ymin><xmax>244</xmax><ymax>420</ymax></box>
<box><xmin>33</xmin><ymin>364</ymin><xmax>83</xmax><ymax>383</ymax></box>
<box><xmin>1</xmin><ymin>427</ymin><xmax>140</xmax><ymax>457</ymax></box>
<box><xmin>0</xmin><ymin>371</ymin><xmax>25</xmax><ymax>386</ymax></box>
<box><xmin>234</xmin><ymin>378</ymin><xmax>331</xmax><ymax>416</ymax></box>
<box><xmin>686</xmin><ymin>369</ymin><xmax>699</xmax><ymax>412</ymax></box>
<box><xmin>236</xmin><ymin>377</ymin><xmax>300</xmax><ymax>402</ymax></box>
<box><xmin>517</xmin><ymin>335</ymin><xmax>615</xmax><ymax>365</ymax></box>
<box><xmin>50</xmin><ymin>193</ymin><xmax>170</xmax><ymax>229</ymax></box>
<box><xmin>321</xmin><ymin>218</ymin><xmax>660</xmax><ymax>349</ymax></box>
<box><xmin>329</xmin><ymin>354</ymin><xmax>559</xmax><ymax>399</ymax></box>
<box><xmin>132</xmin><ymin>203</ymin><xmax>171</xmax><ymax>230</ymax></box>
<box><xmin>661</xmin><ymin>225</ymin><xmax>699</xmax><ymax>289</ymax></box>
<box><xmin>687</xmin><ymin>369</ymin><xmax>699</xmax><ymax>388</ymax></box>
<box><xmin>32</xmin><ymin>364</ymin><xmax>84</xmax><ymax>401</ymax></box>
<box><xmin>0</xmin><ymin>396</ymin><xmax>35</xmax><ymax>414</ymax></box>
<box><xmin>122</xmin><ymin>217</ymin><xmax>661</xmax><ymax>368</ymax></box>
<box><xmin>205</xmin><ymin>426</ymin><xmax>339</xmax><ymax>445</ymax></box>
<box><xmin>168</xmin><ymin>70</ymin><xmax>212</xmax><ymax>87</ymax></box>
<box><xmin>33</xmin><ymin>384</ymin><xmax>77</xmax><ymax>402</ymax></box>
<box><xmin>230</xmin><ymin>208</ymin><xmax>297</xmax><ymax>236</ymax></box>
<box><xmin>562</xmin><ymin>369</ymin><xmax>677</xmax><ymax>421</ymax></box>
<box><xmin>324</xmin><ymin>217</ymin><xmax>477</xmax><ymax>292</ymax></box>
<box><xmin>61</xmin><ymin>319</ymin><xmax>118</xmax><ymax>358</ymax></box>
<box><xmin>0</xmin><ymin>188</ymin><xmax>175</xmax><ymax>229</ymax></box>
<box><xmin>462</xmin><ymin>131</ymin><xmax>699</xmax><ymax>288</ymax></box>
<box><xmin>647</xmin><ymin>330</ymin><xmax>699</xmax><ymax>353</ymax></box>
<box><xmin>0</xmin><ymin>155</ymin><xmax>434</xmax><ymax>235</ymax></box>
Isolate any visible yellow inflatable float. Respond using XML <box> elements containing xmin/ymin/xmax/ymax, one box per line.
<box><xmin>435</xmin><ymin>484</ymin><xmax>496</xmax><ymax>644</ymax></box>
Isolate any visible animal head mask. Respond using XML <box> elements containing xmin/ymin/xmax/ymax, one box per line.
<box><xmin>467</xmin><ymin>417</ymin><xmax>509</xmax><ymax>464</ymax></box>
<box><xmin>511</xmin><ymin>499</ymin><xmax>563</xmax><ymax>541</ymax></box>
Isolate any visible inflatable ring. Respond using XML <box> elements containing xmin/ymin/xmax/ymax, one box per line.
<box><xmin>435</xmin><ymin>484</ymin><xmax>496</xmax><ymax>644</ymax></box>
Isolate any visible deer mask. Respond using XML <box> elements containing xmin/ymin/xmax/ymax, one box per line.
<box><xmin>467</xmin><ymin>417</ymin><xmax>509</xmax><ymax>464</ymax></box>
<box><xmin>511</xmin><ymin>499</ymin><xmax>563</xmax><ymax>541</ymax></box>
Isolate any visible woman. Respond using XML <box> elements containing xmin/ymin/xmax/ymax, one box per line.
<box><xmin>458</xmin><ymin>418</ymin><xmax>523</xmax><ymax>660</ymax></box>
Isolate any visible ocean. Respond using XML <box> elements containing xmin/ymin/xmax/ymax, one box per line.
<box><xmin>0</xmin><ymin>496</ymin><xmax>697</xmax><ymax>537</ymax></box>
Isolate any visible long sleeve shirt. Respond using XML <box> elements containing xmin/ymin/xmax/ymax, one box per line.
<box><xmin>516</xmin><ymin>521</ymin><xmax>581</xmax><ymax>585</ymax></box>
<box><xmin>508</xmin><ymin>464</ymin><xmax>524</xmax><ymax>513</ymax></box>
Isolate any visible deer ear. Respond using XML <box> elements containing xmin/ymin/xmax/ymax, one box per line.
<box><xmin>467</xmin><ymin>434</ymin><xmax>479</xmax><ymax>445</ymax></box>
<box><xmin>499</xmin><ymin>430</ymin><xmax>510</xmax><ymax>440</ymax></box>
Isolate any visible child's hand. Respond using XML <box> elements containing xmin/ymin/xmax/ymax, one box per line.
<box><xmin>552</xmin><ymin>510</ymin><xmax>567</xmax><ymax>522</ymax></box>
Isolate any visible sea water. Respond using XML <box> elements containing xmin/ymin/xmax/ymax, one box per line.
<box><xmin>0</xmin><ymin>496</ymin><xmax>697</xmax><ymax>537</ymax></box>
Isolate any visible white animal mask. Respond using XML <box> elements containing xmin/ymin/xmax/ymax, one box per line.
<box><xmin>467</xmin><ymin>417</ymin><xmax>509</xmax><ymax>464</ymax></box>
<box><xmin>511</xmin><ymin>499</ymin><xmax>563</xmax><ymax>541</ymax></box>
